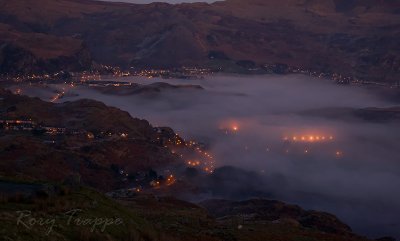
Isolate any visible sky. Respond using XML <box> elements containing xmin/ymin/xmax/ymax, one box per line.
<box><xmin>102</xmin><ymin>0</ymin><xmax>217</xmax><ymax>4</ymax></box>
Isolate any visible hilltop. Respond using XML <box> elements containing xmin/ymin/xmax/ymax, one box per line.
<box><xmin>0</xmin><ymin>88</ymin><xmax>179</xmax><ymax>191</ymax></box>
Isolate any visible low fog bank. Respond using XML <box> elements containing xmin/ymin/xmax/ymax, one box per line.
<box><xmin>14</xmin><ymin>74</ymin><xmax>400</xmax><ymax>238</ymax></box>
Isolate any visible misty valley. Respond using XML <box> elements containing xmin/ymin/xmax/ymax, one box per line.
<box><xmin>5</xmin><ymin>74</ymin><xmax>400</xmax><ymax>239</ymax></box>
<box><xmin>1</xmin><ymin>0</ymin><xmax>399</xmax><ymax>240</ymax></box>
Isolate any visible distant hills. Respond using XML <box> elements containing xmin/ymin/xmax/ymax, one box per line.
<box><xmin>0</xmin><ymin>0</ymin><xmax>399</xmax><ymax>82</ymax></box>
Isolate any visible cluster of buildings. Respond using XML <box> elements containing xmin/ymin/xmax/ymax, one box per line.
<box><xmin>2</xmin><ymin>71</ymin><xmax>72</xmax><ymax>84</ymax></box>
<box><xmin>0</xmin><ymin>119</ymin><xmax>133</xmax><ymax>148</ymax></box>
<box><xmin>153</xmin><ymin>127</ymin><xmax>215</xmax><ymax>173</ymax></box>
<box><xmin>85</xmin><ymin>80</ymin><xmax>133</xmax><ymax>87</ymax></box>
<box><xmin>79</xmin><ymin>71</ymin><xmax>102</xmax><ymax>82</ymax></box>
<box><xmin>0</xmin><ymin>119</ymin><xmax>67</xmax><ymax>135</ymax></box>
<box><xmin>86</xmin><ymin>131</ymin><xmax>129</xmax><ymax>140</ymax></box>
<box><xmin>262</xmin><ymin>63</ymin><xmax>396</xmax><ymax>87</ymax></box>
<box><xmin>1</xmin><ymin>62</ymin><xmax>397</xmax><ymax>89</ymax></box>
<box><xmin>0</xmin><ymin>119</ymin><xmax>36</xmax><ymax>131</ymax></box>
<box><xmin>1</xmin><ymin>65</ymin><xmax>213</xmax><ymax>86</ymax></box>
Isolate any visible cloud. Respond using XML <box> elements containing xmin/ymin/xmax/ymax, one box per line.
<box><xmin>14</xmin><ymin>74</ymin><xmax>400</xmax><ymax>239</ymax></box>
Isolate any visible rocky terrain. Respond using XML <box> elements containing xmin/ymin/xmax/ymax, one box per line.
<box><xmin>0</xmin><ymin>88</ymin><xmax>179</xmax><ymax>191</ymax></box>
<box><xmin>200</xmin><ymin>199</ymin><xmax>353</xmax><ymax>235</ymax></box>
<box><xmin>0</xmin><ymin>180</ymin><xmax>378</xmax><ymax>241</ymax></box>
<box><xmin>0</xmin><ymin>0</ymin><xmax>399</xmax><ymax>83</ymax></box>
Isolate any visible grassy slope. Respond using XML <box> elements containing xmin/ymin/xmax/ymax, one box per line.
<box><xmin>0</xmin><ymin>184</ymin><xmax>155</xmax><ymax>241</ymax></box>
<box><xmin>0</xmin><ymin>179</ymin><xmax>374</xmax><ymax>241</ymax></box>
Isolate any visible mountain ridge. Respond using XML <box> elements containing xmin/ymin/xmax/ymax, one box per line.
<box><xmin>0</xmin><ymin>0</ymin><xmax>399</xmax><ymax>82</ymax></box>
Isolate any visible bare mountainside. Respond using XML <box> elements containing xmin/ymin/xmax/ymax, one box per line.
<box><xmin>0</xmin><ymin>0</ymin><xmax>399</xmax><ymax>82</ymax></box>
<box><xmin>0</xmin><ymin>88</ymin><xmax>179</xmax><ymax>191</ymax></box>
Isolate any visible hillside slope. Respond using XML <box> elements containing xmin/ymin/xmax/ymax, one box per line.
<box><xmin>0</xmin><ymin>0</ymin><xmax>398</xmax><ymax>82</ymax></box>
<box><xmin>0</xmin><ymin>179</ymin><xmax>377</xmax><ymax>241</ymax></box>
<box><xmin>0</xmin><ymin>88</ymin><xmax>178</xmax><ymax>191</ymax></box>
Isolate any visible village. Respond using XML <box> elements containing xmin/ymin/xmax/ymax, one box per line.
<box><xmin>1</xmin><ymin>62</ymin><xmax>399</xmax><ymax>93</ymax></box>
<box><xmin>0</xmin><ymin>65</ymin><xmax>213</xmax><ymax>86</ymax></box>
<box><xmin>0</xmin><ymin>117</ymin><xmax>218</xmax><ymax>194</ymax></box>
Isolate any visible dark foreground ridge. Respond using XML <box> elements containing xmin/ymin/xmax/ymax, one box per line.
<box><xmin>0</xmin><ymin>180</ymin><xmax>384</xmax><ymax>241</ymax></box>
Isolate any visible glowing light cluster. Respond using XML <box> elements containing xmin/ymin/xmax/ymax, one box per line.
<box><xmin>283</xmin><ymin>135</ymin><xmax>334</xmax><ymax>143</ymax></box>
<box><xmin>166</xmin><ymin>174</ymin><xmax>176</xmax><ymax>186</ymax></box>
<box><xmin>185</xmin><ymin>148</ymin><xmax>215</xmax><ymax>173</ymax></box>
<box><xmin>14</xmin><ymin>88</ymin><xmax>22</xmax><ymax>95</ymax></box>
<box><xmin>50</xmin><ymin>84</ymin><xmax>76</xmax><ymax>102</ymax></box>
<box><xmin>162</xmin><ymin>131</ymin><xmax>216</xmax><ymax>174</ymax></box>
<box><xmin>336</xmin><ymin>151</ymin><xmax>343</xmax><ymax>157</ymax></box>
<box><xmin>187</xmin><ymin>160</ymin><xmax>201</xmax><ymax>166</ymax></box>
<box><xmin>219</xmin><ymin>120</ymin><xmax>240</xmax><ymax>135</ymax></box>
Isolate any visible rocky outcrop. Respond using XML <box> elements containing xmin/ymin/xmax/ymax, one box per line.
<box><xmin>0</xmin><ymin>91</ymin><xmax>178</xmax><ymax>191</ymax></box>
<box><xmin>200</xmin><ymin>199</ymin><xmax>353</xmax><ymax>235</ymax></box>
<box><xmin>0</xmin><ymin>42</ymin><xmax>93</xmax><ymax>75</ymax></box>
<box><xmin>0</xmin><ymin>43</ymin><xmax>38</xmax><ymax>75</ymax></box>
